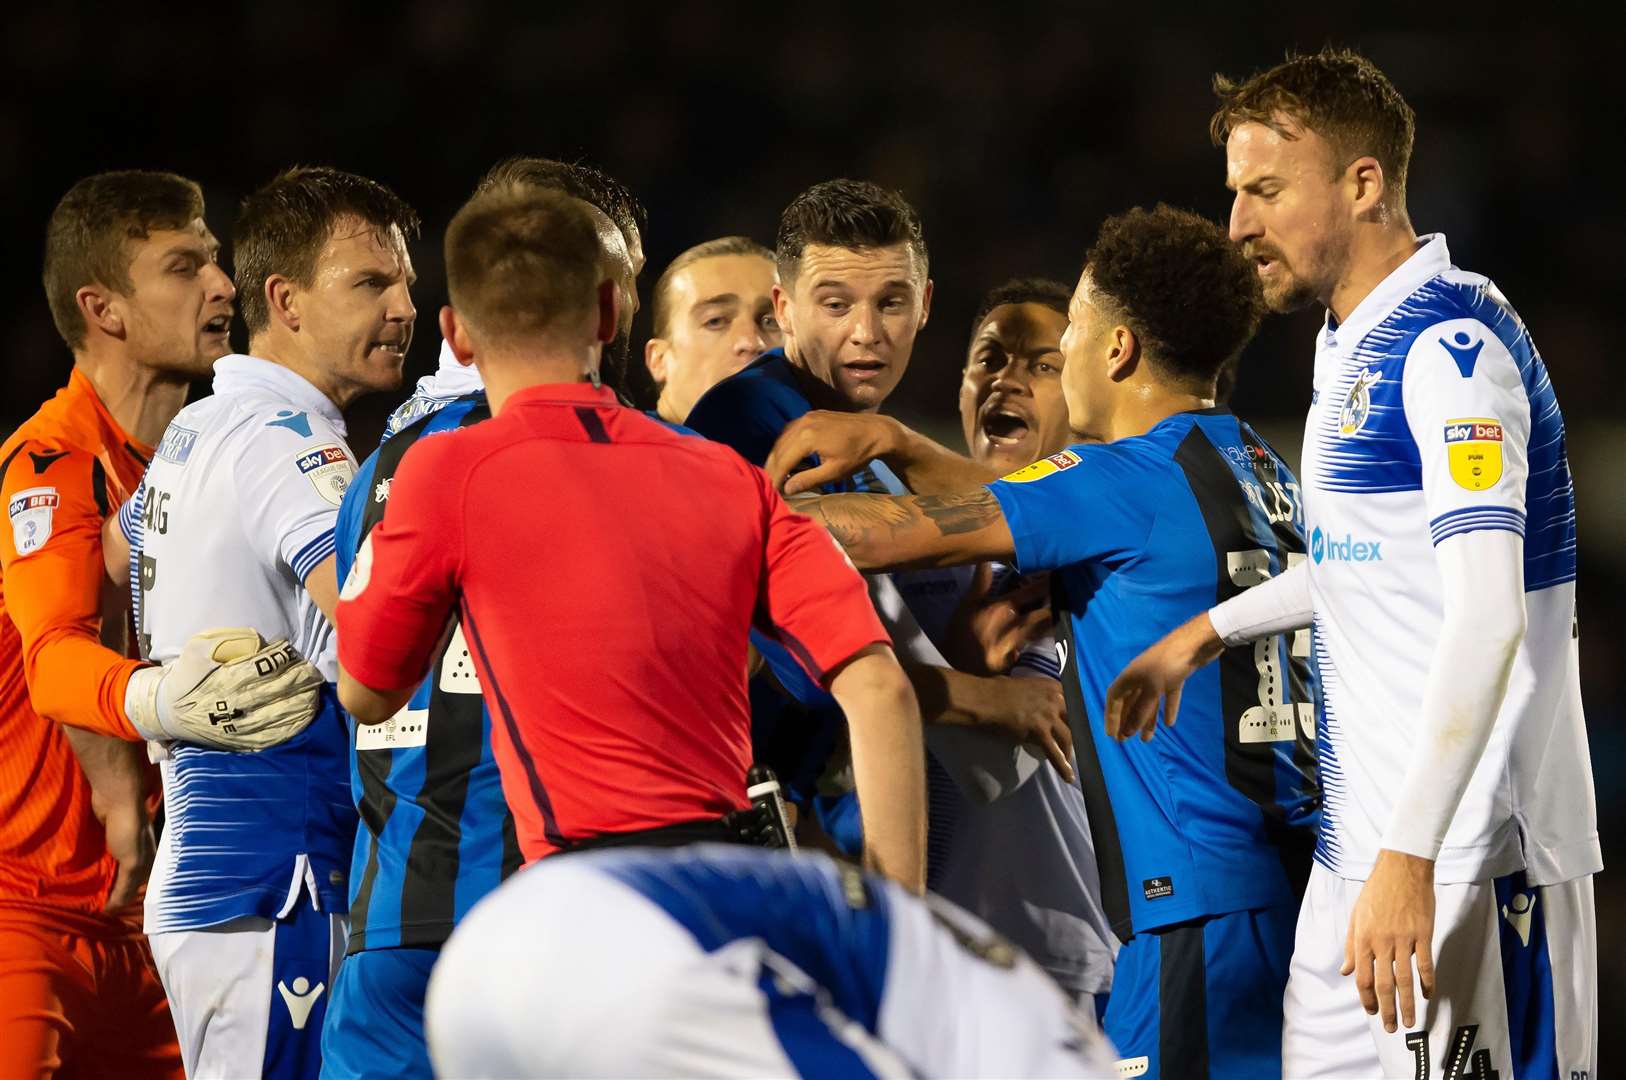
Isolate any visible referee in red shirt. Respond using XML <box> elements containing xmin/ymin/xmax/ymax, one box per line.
<box><xmin>336</xmin><ymin>185</ymin><xmax>926</xmax><ymax>891</ymax></box>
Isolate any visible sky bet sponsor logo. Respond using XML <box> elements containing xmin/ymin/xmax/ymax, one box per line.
<box><xmin>1444</xmin><ymin>419</ymin><xmax>1502</xmax><ymax>444</ymax></box>
<box><xmin>297</xmin><ymin>446</ymin><xmax>349</xmax><ymax>473</ymax></box>
<box><xmin>1310</xmin><ymin>526</ymin><xmax>1382</xmax><ymax>564</ymax></box>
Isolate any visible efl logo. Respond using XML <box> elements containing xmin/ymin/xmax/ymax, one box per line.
<box><xmin>297</xmin><ymin>446</ymin><xmax>349</xmax><ymax>474</ymax></box>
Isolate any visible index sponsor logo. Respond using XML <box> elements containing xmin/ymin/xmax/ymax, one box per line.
<box><xmin>1309</xmin><ymin>526</ymin><xmax>1383</xmax><ymax>564</ymax></box>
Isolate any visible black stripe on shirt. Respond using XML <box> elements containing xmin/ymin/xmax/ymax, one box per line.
<box><xmin>1055</xmin><ymin>602</ymin><xmax>1133</xmax><ymax>943</ymax></box>
<box><xmin>574</xmin><ymin>406</ymin><xmax>611</xmax><ymax>443</ymax></box>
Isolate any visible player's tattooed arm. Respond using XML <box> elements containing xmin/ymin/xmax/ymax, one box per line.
<box><xmin>791</xmin><ymin>489</ymin><xmax>1016</xmax><ymax>571</ymax></box>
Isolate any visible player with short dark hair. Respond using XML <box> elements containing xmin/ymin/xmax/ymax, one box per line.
<box><xmin>320</xmin><ymin>159</ymin><xmax>657</xmax><ymax>1080</ymax></box>
<box><xmin>335</xmin><ymin>186</ymin><xmax>926</xmax><ymax>893</ymax></box>
<box><xmin>1113</xmin><ymin>47</ymin><xmax>1599</xmax><ymax>1078</ymax></box>
<box><xmin>772</xmin><ymin>204</ymin><xmax>1319</xmax><ymax>1078</ymax></box>
<box><xmin>644</xmin><ymin>236</ymin><xmax>781</xmax><ymax>424</ymax></box>
<box><xmin>684</xmin><ymin>179</ymin><xmax>940</xmax><ymax>859</ymax></box>
<box><xmin>129</xmin><ymin>164</ymin><xmax>418</xmax><ymax>1078</ymax></box>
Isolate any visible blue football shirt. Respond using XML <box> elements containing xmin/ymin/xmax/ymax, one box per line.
<box><xmin>989</xmin><ymin>408</ymin><xmax>1319</xmax><ymax>936</ymax></box>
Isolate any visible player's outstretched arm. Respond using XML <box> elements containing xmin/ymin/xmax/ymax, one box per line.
<box><xmin>793</xmin><ymin>488</ymin><xmax>1016</xmax><ymax>572</ymax></box>
<box><xmin>1105</xmin><ymin>611</ymin><xmax>1227</xmax><ymax>742</ymax></box>
<box><xmin>1108</xmin><ymin>560</ymin><xmax>1311</xmax><ymax>741</ymax></box>
<box><xmin>1343</xmin><ymin>528</ymin><xmax>1526</xmax><ymax>1034</ymax></box>
<box><xmin>767</xmin><ymin>411</ymin><xmax>1001</xmax><ymax>496</ymax></box>
<box><xmin>828</xmin><ymin>644</ymin><xmax>927</xmax><ymax>893</ymax></box>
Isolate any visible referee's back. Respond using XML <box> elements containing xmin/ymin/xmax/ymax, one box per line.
<box><xmin>339</xmin><ymin>382</ymin><xmax>886</xmax><ymax>860</ymax></box>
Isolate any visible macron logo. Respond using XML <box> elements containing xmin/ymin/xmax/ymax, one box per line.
<box><xmin>277</xmin><ymin>976</ymin><xmax>325</xmax><ymax>1029</ymax></box>
<box><xmin>1309</xmin><ymin>526</ymin><xmax>1382</xmax><ymax>565</ymax></box>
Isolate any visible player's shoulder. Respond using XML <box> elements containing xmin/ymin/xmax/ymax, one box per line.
<box><xmin>686</xmin><ymin>352</ymin><xmax>806</xmax><ymax>434</ymax></box>
<box><xmin>995</xmin><ymin>434</ymin><xmax>1168</xmax><ymax>492</ymax></box>
<box><xmin>1396</xmin><ymin>271</ymin><xmax>1531</xmax><ymax>389</ymax></box>
<box><xmin>1</xmin><ymin>422</ymin><xmax>105</xmax><ymax>518</ymax></box>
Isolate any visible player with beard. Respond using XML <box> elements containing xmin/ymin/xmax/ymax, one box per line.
<box><xmin>321</xmin><ymin>158</ymin><xmax>649</xmax><ymax>1080</ymax></box>
<box><xmin>387</xmin><ymin>157</ymin><xmax>646</xmax><ymax>438</ymax></box>
<box><xmin>1110</xmin><ymin>47</ymin><xmax>1599</xmax><ymax>1077</ymax></box>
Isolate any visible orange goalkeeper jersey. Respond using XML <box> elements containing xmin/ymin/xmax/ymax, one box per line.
<box><xmin>0</xmin><ymin>367</ymin><xmax>150</xmax><ymax>912</ymax></box>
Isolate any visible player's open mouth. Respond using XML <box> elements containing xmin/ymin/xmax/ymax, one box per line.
<box><xmin>371</xmin><ymin>341</ymin><xmax>407</xmax><ymax>357</ymax></box>
<box><xmin>843</xmin><ymin>360</ymin><xmax>885</xmax><ymax>382</ymax></box>
<box><xmin>201</xmin><ymin>314</ymin><xmax>231</xmax><ymax>336</ymax></box>
<box><xmin>981</xmin><ymin>408</ymin><xmax>1031</xmax><ymax>446</ymax></box>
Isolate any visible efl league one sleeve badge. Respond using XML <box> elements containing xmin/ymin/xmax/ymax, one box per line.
<box><xmin>295</xmin><ymin>445</ymin><xmax>355</xmax><ymax>507</ymax></box>
<box><xmin>8</xmin><ymin>486</ymin><xmax>60</xmax><ymax>556</ymax></box>
<box><xmin>1443</xmin><ymin>418</ymin><xmax>1504</xmax><ymax>490</ymax></box>
<box><xmin>1000</xmin><ymin>449</ymin><xmax>1082</xmax><ymax>483</ymax></box>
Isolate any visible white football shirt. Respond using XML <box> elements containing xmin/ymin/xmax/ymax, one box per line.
<box><xmin>134</xmin><ymin>353</ymin><xmax>358</xmax><ymax>932</ymax></box>
<box><xmin>1301</xmin><ymin>235</ymin><xmax>1599</xmax><ymax>886</ymax></box>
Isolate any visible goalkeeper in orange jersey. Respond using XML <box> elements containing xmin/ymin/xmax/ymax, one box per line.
<box><xmin>1</xmin><ymin>171</ymin><xmax>324</xmax><ymax>1078</ymax></box>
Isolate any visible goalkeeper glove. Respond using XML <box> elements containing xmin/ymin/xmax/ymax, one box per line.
<box><xmin>125</xmin><ymin>628</ymin><xmax>325</xmax><ymax>751</ymax></box>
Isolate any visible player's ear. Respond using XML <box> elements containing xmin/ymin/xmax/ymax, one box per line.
<box><xmin>1348</xmin><ymin>155</ymin><xmax>1386</xmax><ymax>219</ymax></box>
<box><xmin>916</xmin><ymin>278</ymin><xmax>934</xmax><ymax>332</ymax></box>
<box><xmin>75</xmin><ymin>284</ymin><xmax>122</xmax><ymax>341</ymax></box>
<box><xmin>594</xmin><ymin>279</ymin><xmax>619</xmax><ymax>345</ymax></box>
<box><xmin>644</xmin><ymin>336</ymin><xmax>669</xmax><ymax>384</ymax></box>
<box><xmin>771</xmin><ymin>282</ymin><xmax>795</xmax><ymax>343</ymax></box>
<box><xmin>265</xmin><ymin>274</ymin><xmax>299</xmax><ymax>332</ymax></box>
<box><xmin>1106</xmin><ymin>324</ymin><xmax>1140</xmax><ymax>383</ymax></box>
<box><xmin>440</xmin><ymin>306</ymin><xmax>476</xmax><ymax>367</ymax></box>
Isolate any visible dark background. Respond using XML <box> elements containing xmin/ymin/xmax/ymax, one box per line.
<box><xmin>4</xmin><ymin>2</ymin><xmax>1619</xmax><ymax>1055</ymax></box>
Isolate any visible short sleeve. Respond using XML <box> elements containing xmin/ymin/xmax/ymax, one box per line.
<box><xmin>234</xmin><ymin>421</ymin><xmax>357</xmax><ymax>584</ymax></box>
<box><xmin>335</xmin><ymin>435</ymin><xmax>463</xmax><ymax>691</ymax></box>
<box><xmin>1401</xmin><ymin>319</ymin><xmax>1531</xmax><ymax>546</ymax></box>
<box><xmin>751</xmin><ymin>466</ymin><xmax>889</xmax><ymax>684</ymax></box>
<box><xmin>986</xmin><ymin>445</ymin><xmax>1157</xmax><ymax>574</ymax></box>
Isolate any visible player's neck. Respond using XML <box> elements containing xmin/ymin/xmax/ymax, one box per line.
<box><xmin>654</xmin><ymin>391</ymin><xmax>685</xmax><ymax>426</ymax></box>
<box><xmin>1107</xmin><ymin>385</ymin><xmax>1214</xmax><ymax>442</ymax></box>
<box><xmin>1327</xmin><ymin>221</ymin><xmax>1421</xmax><ymax>324</ymax></box>
<box><xmin>475</xmin><ymin>349</ymin><xmax>600</xmax><ymax>416</ymax></box>
<box><xmin>248</xmin><ymin>333</ymin><xmax>362</xmax><ymax>414</ymax></box>
<box><xmin>71</xmin><ymin>346</ymin><xmax>191</xmax><ymax>447</ymax></box>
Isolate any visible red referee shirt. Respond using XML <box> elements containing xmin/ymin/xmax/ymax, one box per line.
<box><xmin>336</xmin><ymin>382</ymin><xmax>887</xmax><ymax>861</ymax></box>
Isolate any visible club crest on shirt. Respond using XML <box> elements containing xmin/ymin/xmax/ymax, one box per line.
<box><xmin>1000</xmin><ymin>449</ymin><xmax>1082</xmax><ymax>483</ymax></box>
<box><xmin>1338</xmin><ymin>368</ymin><xmax>1382</xmax><ymax>436</ymax></box>
<box><xmin>7</xmin><ymin>486</ymin><xmax>59</xmax><ymax>556</ymax></box>
<box><xmin>1443</xmin><ymin>418</ymin><xmax>1504</xmax><ymax>490</ymax></box>
<box><xmin>295</xmin><ymin>444</ymin><xmax>354</xmax><ymax>507</ymax></box>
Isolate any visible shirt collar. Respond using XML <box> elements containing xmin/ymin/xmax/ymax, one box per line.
<box><xmin>1321</xmin><ymin>233</ymin><xmax>1451</xmax><ymax>349</ymax></box>
<box><xmin>419</xmin><ymin>339</ymin><xmax>486</xmax><ymax>398</ymax></box>
<box><xmin>212</xmin><ymin>354</ymin><xmax>347</xmax><ymax>435</ymax></box>
<box><xmin>503</xmin><ymin>381</ymin><xmax>621</xmax><ymax>408</ymax></box>
<box><xmin>67</xmin><ymin>366</ymin><xmax>152</xmax><ymax>458</ymax></box>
